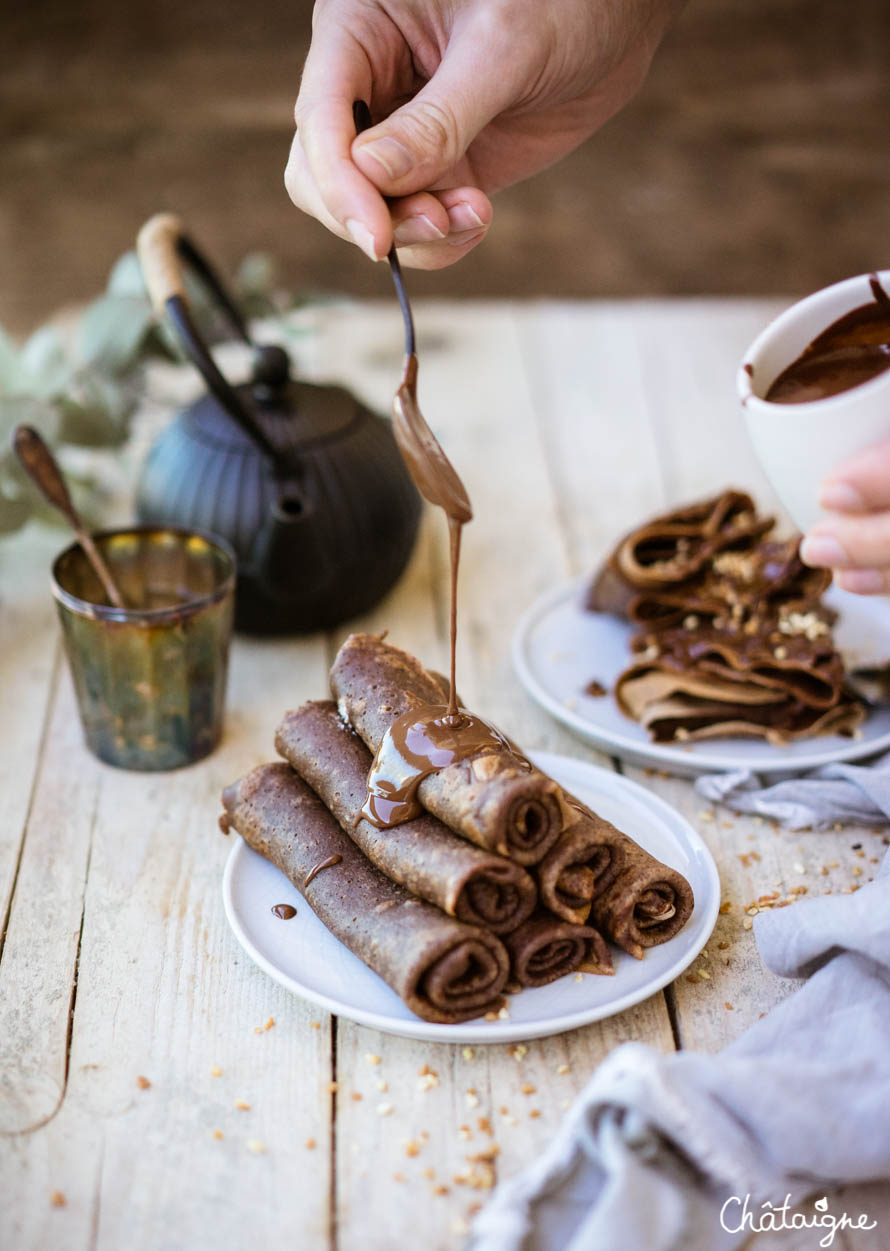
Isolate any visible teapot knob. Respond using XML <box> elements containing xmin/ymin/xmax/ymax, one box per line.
<box><xmin>251</xmin><ymin>344</ymin><xmax>291</xmax><ymax>400</ymax></box>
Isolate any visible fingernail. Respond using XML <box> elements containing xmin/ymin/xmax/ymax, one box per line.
<box><xmin>836</xmin><ymin>568</ymin><xmax>885</xmax><ymax>594</ymax></box>
<box><xmin>820</xmin><ymin>481</ymin><xmax>865</xmax><ymax>512</ymax></box>
<box><xmin>446</xmin><ymin>228</ymin><xmax>486</xmax><ymax>249</ymax></box>
<box><xmin>393</xmin><ymin>214</ymin><xmax>446</xmax><ymax>246</ymax></box>
<box><xmin>447</xmin><ymin>202</ymin><xmax>485</xmax><ymax>232</ymax></box>
<box><xmin>355</xmin><ymin>136</ymin><xmax>413</xmax><ymax>181</ymax></box>
<box><xmin>345</xmin><ymin>218</ymin><xmax>380</xmax><ymax>262</ymax></box>
<box><xmin>800</xmin><ymin>534</ymin><xmax>849</xmax><ymax>567</ymax></box>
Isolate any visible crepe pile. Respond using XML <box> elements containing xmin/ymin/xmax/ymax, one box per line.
<box><xmin>221</xmin><ymin>634</ymin><xmax>695</xmax><ymax>1023</ymax></box>
<box><xmin>587</xmin><ymin>490</ymin><xmax>865</xmax><ymax>744</ymax></box>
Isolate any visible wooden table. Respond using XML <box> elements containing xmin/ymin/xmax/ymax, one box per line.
<box><xmin>2</xmin><ymin>299</ymin><xmax>888</xmax><ymax>1250</ymax></box>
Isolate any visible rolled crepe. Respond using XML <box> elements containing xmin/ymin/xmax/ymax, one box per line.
<box><xmin>275</xmin><ymin>700</ymin><xmax>538</xmax><ymax>934</ymax></box>
<box><xmin>587</xmin><ymin>490</ymin><xmax>773</xmax><ymax>619</ymax></box>
<box><xmin>590</xmin><ymin>856</ymin><xmax>695</xmax><ymax>960</ymax></box>
<box><xmin>536</xmin><ymin>802</ymin><xmax>631</xmax><ymax>925</ymax></box>
<box><xmin>329</xmin><ymin>633</ymin><xmax>565</xmax><ymax>865</ymax></box>
<box><xmin>222</xmin><ymin>763</ymin><xmax>509</xmax><ymax>1024</ymax></box>
<box><xmin>503</xmin><ymin>913</ymin><xmax>612</xmax><ymax>988</ymax></box>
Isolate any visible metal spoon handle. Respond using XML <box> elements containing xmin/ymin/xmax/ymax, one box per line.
<box><xmin>352</xmin><ymin>100</ymin><xmax>416</xmax><ymax>358</ymax></box>
<box><xmin>13</xmin><ymin>425</ymin><xmax>127</xmax><ymax>610</ymax></box>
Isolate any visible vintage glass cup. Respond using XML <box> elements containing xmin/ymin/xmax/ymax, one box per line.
<box><xmin>738</xmin><ymin>269</ymin><xmax>890</xmax><ymax>533</ymax></box>
<box><xmin>51</xmin><ymin>526</ymin><xmax>236</xmax><ymax>770</ymax></box>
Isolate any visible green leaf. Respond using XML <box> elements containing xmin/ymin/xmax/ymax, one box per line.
<box><xmin>56</xmin><ymin>377</ymin><xmax>134</xmax><ymax>447</ymax></box>
<box><xmin>0</xmin><ymin>328</ymin><xmax>30</xmax><ymax>394</ymax></box>
<box><xmin>235</xmin><ymin>252</ymin><xmax>279</xmax><ymax>297</ymax></box>
<box><xmin>106</xmin><ymin>250</ymin><xmax>149</xmax><ymax>299</ymax></box>
<box><xmin>77</xmin><ymin>295</ymin><xmax>155</xmax><ymax>373</ymax></box>
<box><xmin>0</xmin><ymin>394</ymin><xmax>60</xmax><ymax>444</ymax></box>
<box><xmin>21</xmin><ymin>326</ymin><xmax>71</xmax><ymax>398</ymax></box>
<box><xmin>0</xmin><ymin>488</ymin><xmax>32</xmax><ymax>533</ymax></box>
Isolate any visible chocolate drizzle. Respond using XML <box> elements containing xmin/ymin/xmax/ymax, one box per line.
<box><xmin>766</xmin><ymin>275</ymin><xmax>890</xmax><ymax>404</ymax></box>
<box><xmin>304</xmin><ymin>854</ymin><xmax>342</xmax><ymax>888</ymax></box>
<box><xmin>362</xmin><ymin>350</ymin><xmax>504</xmax><ymax>830</ymax></box>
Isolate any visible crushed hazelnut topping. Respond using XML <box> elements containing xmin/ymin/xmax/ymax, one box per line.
<box><xmin>310</xmin><ymin>1021</ymin><xmax>321</xmax><ymax>1030</ymax></box>
<box><xmin>351</xmin><ymin>1093</ymin><xmax>363</xmax><ymax>1102</ymax></box>
<box><xmin>246</xmin><ymin>1139</ymin><xmax>266</xmax><ymax>1155</ymax></box>
<box><xmin>433</xmin><ymin>1185</ymin><xmax>450</xmax><ymax>1196</ymax></box>
<box><xmin>477</xmin><ymin>1116</ymin><xmax>493</xmax><ymax>1136</ymax></box>
<box><xmin>50</xmin><ymin>1192</ymin><xmax>66</xmax><ymax>1208</ymax></box>
<box><xmin>509</xmin><ymin>1044</ymin><xmax>528</xmax><ymax>1062</ymax></box>
<box><xmin>418</xmin><ymin>1072</ymin><xmax>439</xmax><ymax>1092</ymax></box>
<box><xmin>404</xmin><ymin>1139</ymin><xmax>422</xmax><ymax>1157</ymax></box>
<box><xmin>719</xmin><ymin>902</ymin><xmax>732</xmax><ymax>914</ymax></box>
<box><xmin>462</xmin><ymin>1047</ymin><xmax>475</xmax><ymax>1060</ymax></box>
<box><xmin>136</xmin><ymin>1076</ymin><xmax>151</xmax><ymax>1090</ymax></box>
<box><xmin>520</xmin><ymin>1083</ymin><xmax>536</xmax><ymax>1096</ymax></box>
<box><xmin>699</xmin><ymin>810</ymin><xmax>715</xmax><ymax>822</ymax></box>
<box><xmin>529</xmin><ymin>1109</ymin><xmax>541</xmax><ymax>1119</ymax></box>
<box><xmin>235</xmin><ymin>1099</ymin><xmax>251</xmax><ymax>1111</ymax></box>
<box><xmin>365</xmin><ymin>1053</ymin><xmax>382</xmax><ymax>1066</ymax></box>
<box><xmin>212</xmin><ymin>1129</ymin><xmax>224</xmax><ymax>1140</ymax></box>
<box><xmin>210</xmin><ymin>1065</ymin><xmax>223</xmax><ymax>1077</ymax></box>
<box><xmin>326</xmin><ymin>1081</ymin><xmax>339</xmax><ymax>1094</ymax></box>
<box><xmin>556</xmin><ymin>1063</ymin><xmax>570</xmax><ymax>1075</ymax></box>
<box><xmin>725</xmin><ymin>1002</ymin><xmax>734</xmax><ymax>1011</ymax></box>
<box><xmin>573</xmin><ymin>973</ymin><xmax>584</xmax><ymax>982</ymax></box>
<box><xmin>376</xmin><ymin>1103</ymin><xmax>393</xmax><ymax>1117</ymax></box>
<box><xmin>376</xmin><ymin>1079</ymin><xmax>388</xmax><ymax>1092</ymax></box>
<box><xmin>466</xmin><ymin>1089</ymin><xmax>480</xmax><ymax>1109</ymax></box>
<box><xmin>305</xmin><ymin>1138</ymin><xmax>317</xmax><ymax>1150</ymax></box>
<box><xmin>423</xmin><ymin>1167</ymin><xmax>435</xmax><ymax>1180</ymax></box>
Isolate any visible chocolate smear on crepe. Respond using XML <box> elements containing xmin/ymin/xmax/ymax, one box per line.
<box><xmin>330</xmin><ymin>633</ymin><xmax>564</xmax><ymax>865</ymax></box>
<box><xmin>503</xmin><ymin>913</ymin><xmax>612</xmax><ymax>989</ymax></box>
<box><xmin>590</xmin><ymin>857</ymin><xmax>694</xmax><ymax>961</ymax></box>
<box><xmin>222</xmin><ymin>764</ymin><xmax>509</xmax><ymax>1024</ymax></box>
<box><xmin>275</xmin><ymin>700</ymin><xmax>537</xmax><ymax>934</ymax></box>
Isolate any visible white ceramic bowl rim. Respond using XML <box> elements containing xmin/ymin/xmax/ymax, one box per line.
<box><xmin>738</xmin><ymin>269</ymin><xmax>890</xmax><ymax>413</ymax></box>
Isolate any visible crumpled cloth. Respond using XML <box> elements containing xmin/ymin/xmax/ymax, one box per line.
<box><xmin>468</xmin><ymin>851</ymin><xmax>890</xmax><ymax>1251</ymax></box>
<box><xmin>693</xmin><ymin>750</ymin><xmax>890</xmax><ymax>830</ymax></box>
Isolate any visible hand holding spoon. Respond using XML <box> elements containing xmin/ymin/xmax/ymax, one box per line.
<box><xmin>13</xmin><ymin>425</ymin><xmax>127</xmax><ymax>609</ymax></box>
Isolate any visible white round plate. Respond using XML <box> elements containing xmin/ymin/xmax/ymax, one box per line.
<box><xmin>222</xmin><ymin>750</ymin><xmax>720</xmax><ymax>1043</ymax></box>
<box><xmin>512</xmin><ymin>579</ymin><xmax>890</xmax><ymax>778</ymax></box>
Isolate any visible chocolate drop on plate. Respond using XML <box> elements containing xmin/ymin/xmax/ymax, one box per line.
<box><xmin>271</xmin><ymin>903</ymin><xmax>297</xmax><ymax>919</ymax></box>
<box><xmin>766</xmin><ymin>276</ymin><xmax>890</xmax><ymax>404</ymax></box>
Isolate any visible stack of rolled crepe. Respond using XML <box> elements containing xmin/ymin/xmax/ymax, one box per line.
<box><xmin>586</xmin><ymin>491</ymin><xmax>864</xmax><ymax>744</ymax></box>
<box><xmin>221</xmin><ymin>634</ymin><xmax>695</xmax><ymax>1024</ymax></box>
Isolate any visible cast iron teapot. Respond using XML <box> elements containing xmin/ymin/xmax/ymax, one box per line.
<box><xmin>134</xmin><ymin>213</ymin><xmax>421</xmax><ymax>634</ymax></box>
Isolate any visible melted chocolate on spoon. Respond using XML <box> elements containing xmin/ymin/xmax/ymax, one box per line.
<box><xmin>765</xmin><ymin>275</ymin><xmax>890</xmax><ymax>404</ymax></box>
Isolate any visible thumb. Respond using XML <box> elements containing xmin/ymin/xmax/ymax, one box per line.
<box><xmin>352</xmin><ymin>38</ymin><xmax>516</xmax><ymax>194</ymax></box>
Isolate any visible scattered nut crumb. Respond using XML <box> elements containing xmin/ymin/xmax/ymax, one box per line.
<box><xmin>466</xmin><ymin>1089</ymin><xmax>480</xmax><ymax>1109</ymax></box>
<box><xmin>50</xmin><ymin>1192</ymin><xmax>66</xmax><ymax>1208</ymax></box>
<box><xmin>136</xmin><ymin>1075</ymin><xmax>151</xmax><ymax>1090</ymax></box>
<box><xmin>326</xmin><ymin>1081</ymin><xmax>339</xmax><ymax>1094</ymax></box>
<box><xmin>477</xmin><ymin>1116</ymin><xmax>493</xmax><ymax>1136</ymax></box>
<box><xmin>573</xmin><ymin>973</ymin><xmax>584</xmax><ymax>982</ymax></box>
<box><xmin>529</xmin><ymin>1109</ymin><xmax>541</xmax><ymax>1119</ymax></box>
<box><xmin>417</xmin><ymin>1072</ymin><xmax>439</xmax><ymax>1092</ymax></box>
<box><xmin>509</xmin><ymin>1044</ymin><xmax>528</xmax><ymax>1062</ymax></box>
<box><xmin>433</xmin><ymin>1185</ymin><xmax>450</xmax><ymax>1196</ymax></box>
<box><xmin>556</xmin><ymin>1063</ymin><xmax>570</xmax><ymax>1075</ymax></box>
<box><xmin>365</xmin><ymin>1053</ymin><xmax>382</xmax><ymax>1066</ymax></box>
<box><xmin>457</xmin><ymin>1127</ymin><xmax>472</xmax><ymax>1142</ymax></box>
<box><xmin>376</xmin><ymin>1103</ymin><xmax>393</xmax><ymax>1117</ymax></box>
<box><xmin>699</xmin><ymin>810</ymin><xmax>715</xmax><ymax>822</ymax></box>
<box><xmin>462</xmin><ymin>1047</ymin><xmax>475</xmax><ymax>1060</ymax></box>
<box><xmin>351</xmin><ymin>1092</ymin><xmax>363</xmax><ymax>1102</ymax></box>
<box><xmin>210</xmin><ymin>1066</ymin><xmax>223</xmax><ymax>1077</ymax></box>
<box><xmin>423</xmin><ymin>1167</ymin><xmax>435</xmax><ymax>1180</ymax></box>
<box><xmin>793</xmin><ymin>862</ymin><xmax>806</xmax><ymax>874</ymax></box>
<box><xmin>310</xmin><ymin>1021</ymin><xmax>321</xmax><ymax>1030</ymax></box>
<box><xmin>263</xmin><ymin>1017</ymin><xmax>275</xmax><ymax>1031</ymax></box>
<box><xmin>698</xmin><ymin>969</ymin><xmax>711</xmax><ymax>980</ymax></box>
<box><xmin>305</xmin><ymin>1138</ymin><xmax>317</xmax><ymax>1150</ymax></box>
<box><xmin>719</xmin><ymin>901</ymin><xmax>732</xmax><ymax>914</ymax></box>
<box><xmin>497</xmin><ymin>1006</ymin><xmax>509</xmax><ymax>1020</ymax></box>
<box><xmin>246</xmin><ymin>1139</ymin><xmax>266</xmax><ymax>1155</ymax></box>
<box><xmin>404</xmin><ymin>1138</ymin><xmax>422</xmax><ymax>1157</ymax></box>
<box><xmin>742</xmin><ymin>918</ymin><xmax>754</xmax><ymax>930</ymax></box>
<box><xmin>212</xmin><ymin>1129</ymin><xmax>224</xmax><ymax>1140</ymax></box>
<box><xmin>520</xmin><ymin>1083</ymin><xmax>536</xmax><ymax>1096</ymax></box>
<box><xmin>235</xmin><ymin>1099</ymin><xmax>251</xmax><ymax>1111</ymax></box>
<box><xmin>724</xmin><ymin>1002</ymin><xmax>734</xmax><ymax>1011</ymax></box>
<box><xmin>376</xmin><ymin>1079</ymin><xmax>388</xmax><ymax>1093</ymax></box>
<box><xmin>393</xmin><ymin>1172</ymin><xmax>405</xmax><ymax>1182</ymax></box>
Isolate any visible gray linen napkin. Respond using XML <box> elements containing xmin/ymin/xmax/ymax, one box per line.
<box><xmin>693</xmin><ymin>751</ymin><xmax>890</xmax><ymax>830</ymax></box>
<box><xmin>468</xmin><ymin>851</ymin><xmax>890</xmax><ymax>1251</ymax></box>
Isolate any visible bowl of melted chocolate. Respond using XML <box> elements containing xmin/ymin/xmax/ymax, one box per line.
<box><xmin>739</xmin><ymin>269</ymin><xmax>890</xmax><ymax>532</ymax></box>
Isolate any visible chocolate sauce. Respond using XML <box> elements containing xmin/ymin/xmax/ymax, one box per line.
<box><xmin>304</xmin><ymin>854</ymin><xmax>342</xmax><ymax>888</ymax></box>
<box><xmin>766</xmin><ymin>276</ymin><xmax>890</xmax><ymax>404</ymax></box>
<box><xmin>361</xmin><ymin>707</ymin><xmax>519</xmax><ymax>827</ymax></box>
<box><xmin>271</xmin><ymin>903</ymin><xmax>297</xmax><ymax>919</ymax></box>
<box><xmin>584</xmin><ymin>679</ymin><xmax>608</xmax><ymax>697</ymax></box>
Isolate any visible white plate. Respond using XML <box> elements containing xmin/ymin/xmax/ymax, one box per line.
<box><xmin>512</xmin><ymin>579</ymin><xmax>890</xmax><ymax>778</ymax></box>
<box><xmin>222</xmin><ymin>751</ymin><xmax>720</xmax><ymax>1043</ymax></box>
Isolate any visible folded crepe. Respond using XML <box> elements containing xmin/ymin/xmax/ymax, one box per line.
<box><xmin>330</xmin><ymin>633</ymin><xmax>565</xmax><ymax>865</ymax></box>
<box><xmin>535</xmin><ymin>802</ymin><xmax>630</xmax><ymax>925</ymax></box>
<box><xmin>275</xmin><ymin>700</ymin><xmax>538</xmax><ymax>935</ymax></box>
<box><xmin>589</xmin><ymin>856</ymin><xmax>695</xmax><ymax>960</ymax></box>
<box><xmin>222</xmin><ymin>763</ymin><xmax>509</xmax><ymax>1024</ymax></box>
<box><xmin>611</xmin><ymin>538</ymin><xmax>832</xmax><ymax>631</ymax></box>
<box><xmin>587</xmin><ymin>490</ymin><xmax>773</xmax><ymax>620</ymax></box>
<box><xmin>503</xmin><ymin>913</ymin><xmax>612</xmax><ymax>989</ymax></box>
<box><xmin>616</xmin><ymin>620</ymin><xmax>865</xmax><ymax>744</ymax></box>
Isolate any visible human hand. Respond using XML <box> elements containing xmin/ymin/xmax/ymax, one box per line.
<box><xmin>286</xmin><ymin>0</ymin><xmax>682</xmax><ymax>269</ymax></box>
<box><xmin>800</xmin><ymin>439</ymin><xmax>890</xmax><ymax>593</ymax></box>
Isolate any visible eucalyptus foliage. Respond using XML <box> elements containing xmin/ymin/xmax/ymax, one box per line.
<box><xmin>0</xmin><ymin>250</ymin><xmax>288</xmax><ymax>535</ymax></box>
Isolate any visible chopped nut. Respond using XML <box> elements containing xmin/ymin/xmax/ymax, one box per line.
<box><xmin>573</xmin><ymin>973</ymin><xmax>584</xmax><ymax>982</ymax></box>
<box><xmin>393</xmin><ymin>1172</ymin><xmax>405</xmax><ymax>1182</ymax></box>
<box><xmin>852</xmin><ymin>865</ymin><xmax>863</xmax><ymax>877</ymax></box>
<box><xmin>234</xmin><ymin>1099</ymin><xmax>251</xmax><ymax>1111</ymax></box>
<box><xmin>466</xmin><ymin>1090</ymin><xmax>480</xmax><ymax>1109</ymax></box>
<box><xmin>210</xmin><ymin>1065</ymin><xmax>223</xmax><ymax>1077</ymax></box>
<box><xmin>351</xmin><ymin>1092</ymin><xmax>363</xmax><ymax>1102</ymax></box>
<box><xmin>724</xmin><ymin>1002</ymin><xmax>734</xmax><ymax>1011</ymax></box>
<box><xmin>365</xmin><ymin>1053</ymin><xmax>382</xmax><ymax>1066</ymax></box>
<box><xmin>305</xmin><ymin>1138</ymin><xmax>317</xmax><ymax>1150</ymax></box>
<box><xmin>793</xmin><ymin>862</ymin><xmax>806</xmax><ymax>874</ymax></box>
<box><xmin>326</xmin><ymin>1081</ymin><xmax>339</xmax><ymax>1094</ymax></box>
<box><xmin>136</xmin><ymin>1075</ymin><xmax>151</xmax><ymax>1090</ymax></box>
<box><xmin>683</xmin><ymin>614</ymin><xmax>700</xmax><ymax>630</ymax></box>
<box><xmin>497</xmin><ymin>1006</ymin><xmax>509</xmax><ymax>1020</ymax></box>
<box><xmin>698</xmin><ymin>809</ymin><xmax>715</xmax><ymax>822</ymax></box>
<box><xmin>773</xmin><ymin>645</ymin><xmax>788</xmax><ymax>660</ymax></box>
<box><xmin>263</xmin><ymin>1017</ymin><xmax>275</xmax><ymax>1031</ymax></box>
<box><xmin>742</xmin><ymin>918</ymin><xmax>754</xmax><ymax>930</ymax></box>
<box><xmin>556</xmin><ymin>1063</ymin><xmax>570</xmax><ymax>1075</ymax></box>
<box><xmin>432</xmin><ymin>1185</ymin><xmax>450</xmax><ymax>1196</ymax></box>
<box><xmin>697</xmin><ymin>969</ymin><xmax>711</xmax><ymax>980</ymax></box>
<box><xmin>520</xmin><ymin>1083</ymin><xmax>536</xmax><ymax>1096</ymax></box>
<box><xmin>789</xmin><ymin>885</ymin><xmax>808</xmax><ymax>895</ymax></box>
<box><xmin>462</xmin><ymin>1047</ymin><xmax>475</xmax><ymax>1061</ymax></box>
<box><xmin>423</xmin><ymin>1167</ymin><xmax>435</xmax><ymax>1180</ymax></box>
<box><xmin>212</xmin><ymin>1129</ymin><xmax>224</xmax><ymax>1140</ymax></box>
<box><xmin>509</xmin><ymin>1044</ymin><xmax>528</xmax><ymax>1062</ymax></box>
<box><xmin>404</xmin><ymin>1139</ymin><xmax>422</xmax><ymax>1157</ymax></box>
<box><xmin>376</xmin><ymin>1103</ymin><xmax>393</xmax><ymax>1117</ymax></box>
<box><xmin>719</xmin><ymin>901</ymin><xmax>733</xmax><ymax>914</ymax></box>
<box><xmin>50</xmin><ymin>1192</ymin><xmax>66</xmax><ymax>1208</ymax></box>
<box><xmin>246</xmin><ymin>1139</ymin><xmax>266</xmax><ymax>1155</ymax></box>
<box><xmin>310</xmin><ymin>1021</ymin><xmax>321</xmax><ymax>1030</ymax></box>
<box><xmin>376</xmin><ymin>1079</ymin><xmax>388</xmax><ymax>1092</ymax></box>
<box><xmin>457</xmin><ymin>1127</ymin><xmax>472</xmax><ymax>1142</ymax></box>
<box><xmin>477</xmin><ymin>1116</ymin><xmax>493</xmax><ymax>1136</ymax></box>
<box><xmin>418</xmin><ymin>1072</ymin><xmax>439</xmax><ymax>1092</ymax></box>
<box><xmin>717</xmin><ymin>941</ymin><xmax>730</xmax><ymax>950</ymax></box>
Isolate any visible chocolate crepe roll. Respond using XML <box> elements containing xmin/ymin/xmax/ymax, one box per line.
<box><xmin>535</xmin><ymin>802</ymin><xmax>631</xmax><ymax>925</ymax></box>
<box><xmin>590</xmin><ymin>855</ymin><xmax>695</xmax><ymax>960</ymax></box>
<box><xmin>504</xmin><ymin>913</ymin><xmax>612</xmax><ymax>988</ymax></box>
<box><xmin>275</xmin><ymin>701</ymin><xmax>538</xmax><ymax>934</ymax></box>
<box><xmin>329</xmin><ymin>633</ymin><xmax>565</xmax><ymax>865</ymax></box>
<box><xmin>222</xmin><ymin>764</ymin><xmax>509</xmax><ymax>1024</ymax></box>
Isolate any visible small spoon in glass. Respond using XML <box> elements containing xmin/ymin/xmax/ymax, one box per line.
<box><xmin>13</xmin><ymin>424</ymin><xmax>127</xmax><ymax>609</ymax></box>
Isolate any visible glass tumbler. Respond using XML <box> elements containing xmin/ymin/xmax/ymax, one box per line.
<box><xmin>51</xmin><ymin>526</ymin><xmax>236</xmax><ymax>770</ymax></box>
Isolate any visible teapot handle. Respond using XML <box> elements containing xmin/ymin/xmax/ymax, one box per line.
<box><xmin>137</xmin><ymin>213</ymin><xmax>281</xmax><ymax>464</ymax></box>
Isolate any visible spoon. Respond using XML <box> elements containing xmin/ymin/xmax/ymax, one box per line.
<box><xmin>13</xmin><ymin>424</ymin><xmax>127</xmax><ymax>609</ymax></box>
<box><xmin>352</xmin><ymin>101</ymin><xmax>472</xmax><ymax>526</ymax></box>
